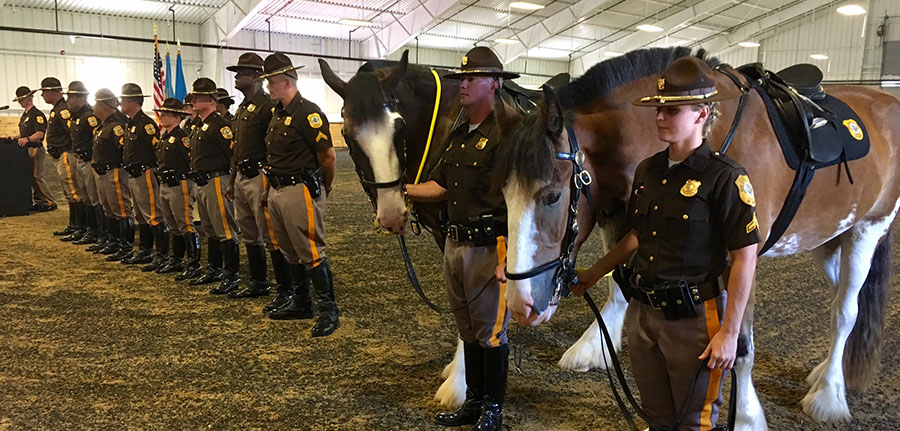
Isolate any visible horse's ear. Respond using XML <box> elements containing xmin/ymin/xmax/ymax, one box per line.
<box><xmin>319</xmin><ymin>58</ymin><xmax>346</xmax><ymax>99</ymax></box>
<box><xmin>381</xmin><ymin>50</ymin><xmax>409</xmax><ymax>91</ymax></box>
<box><xmin>493</xmin><ymin>92</ymin><xmax>519</xmax><ymax>133</ymax></box>
<box><xmin>541</xmin><ymin>84</ymin><xmax>564</xmax><ymax>137</ymax></box>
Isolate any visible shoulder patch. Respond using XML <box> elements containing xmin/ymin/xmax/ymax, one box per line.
<box><xmin>144</xmin><ymin>123</ymin><xmax>157</xmax><ymax>135</ymax></box>
<box><xmin>113</xmin><ymin>125</ymin><xmax>125</xmax><ymax>137</ymax></box>
<box><xmin>307</xmin><ymin>112</ymin><xmax>323</xmax><ymax>128</ymax></box>
<box><xmin>221</xmin><ymin>126</ymin><xmax>233</xmax><ymax>140</ymax></box>
<box><xmin>88</xmin><ymin>116</ymin><xmax>99</xmax><ymax>127</ymax></box>
<box><xmin>746</xmin><ymin>212</ymin><xmax>759</xmax><ymax>234</ymax></box>
<box><xmin>36</xmin><ymin>115</ymin><xmax>44</xmax><ymax>124</ymax></box>
<box><xmin>60</xmin><ymin>109</ymin><xmax>70</xmax><ymax>120</ymax></box>
<box><xmin>735</xmin><ymin>174</ymin><xmax>756</xmax><ymax>207</ymax></box>
<box><xmin>315</xmin><ymin>131</ymin><xmax>329</xmax><ymax>143</ymax></box>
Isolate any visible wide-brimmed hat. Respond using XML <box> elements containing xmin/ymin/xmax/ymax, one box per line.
<box><xmin>445</xmin><ymin>47</ymin><xmax>520</xmax><ymax>80</ymax></box>
<box><xmin>183</xmin><ymin>94</ymin><xmax>194</xmax><ymax>107</ymax></box>
<box><xmin>261</xmin><ymin>53</ymin><xmax>304</xmax><ymax>80</ymax></box>
<box><xmin>190</xmin><ymin>78</ymin><xmax>218</xmax><ymax>97</ymax></box>
<box><xmin>12</xmin><ymin>86</ymin><xmax>35</xmax><ymax>102</ymax></box>
<box><xmin>63</xmin><ymin>81</ymin><xmax>90</xmax><ymax>96</ymax></box>
<box><xmin>94</xmin><ymin>88</ymin><xmax>119</xmax><ymax>109</ymax></box>
<box><xmin>120</xmin><ymin>83</ymin><xmax>150</xmax><ymax>98</ymax></box>
<box><xmin>633</xmin><ymin>56</ymin><xmax>740</xmax><ymax>107</ymax></box>
<box><xmin>216</xmin><ymin>88</ymin><xmax>234</xmax><ymax>106</ymax></box>
<box><xmin>226</xmin><ymin>52</ymin><xmax>265</xmax><ymax>74</ymax></box>
<box><xmin>154</xmin><ymin>97</ymin><xmax>188</xmax><ymax>115</ymax></box>
<box><xmin>40</xmin><ymin>77</ymin><xmax>63</xmax><ymax>92</ymax></box>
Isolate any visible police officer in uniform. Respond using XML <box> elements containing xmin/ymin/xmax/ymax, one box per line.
<box><xmin>9</xmin><ymin>86</ymin><xmax>56</xmax><ymax>212</ymax></box>
<box><xmin>182</xmin><ymin>94</ymin><xmax>201</xmax><ymax>132</ymax></box>
<box><xmin>260</xmin><ymin>53</ymin><xmax>339</xmax><ymax>336</ymax></box>
<box><xmin>117</xmin><ymin>83</ymin><xmax>166</xmax><ymax>267</ymax></box>
<box><xmin>41</xmin><ymin>77</ymin><xmax>87</xmax><ymax>239</ymax></box>
<box><xmin>153</xmin><ymin>98</ymin><xmax>199</xmax><ymax>277</ymax></box>
<box><xmin>64</xmin><ymin>81</ymin><xmax>103</xmax><ymax>246</ymax></box>
<box><xmin>187</xmin><ymin>78</ymin><xmax>241</xmax><ymax>293</ymax></box>
<box><xmin>90</xmin><ymin>89</ymin><xmax>134</xmax><ymax>259</ymax></box>
<box><xmin>573</xmin><ymin>57</ymin><xmax>760</xmax><ymax>431</ymax></box>
<box><xmin>223</xmin><ymin>52</ymin><xmax>287</xmax><ymax>300</ymax></box>
<box><xmin>216</xmin><ymin>88</ymin><xmax>235</xmax><ymax>123</ymax></box>
<box><xmin>406</xmin><ymin>47</ymin><xmax>517</xmax><ymax>431</ymax></box>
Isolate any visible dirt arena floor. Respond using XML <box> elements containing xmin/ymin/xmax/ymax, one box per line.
<box><xmin>1</xmin><ymin>151</ymin><xmax>899</xmax><ymax>430</ymax></box>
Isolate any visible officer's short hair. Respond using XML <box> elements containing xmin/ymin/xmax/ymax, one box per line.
<box><xmin>692</xmin><ymin>102</ymin><xmax>719</xmax><ymax>138</ymax></box>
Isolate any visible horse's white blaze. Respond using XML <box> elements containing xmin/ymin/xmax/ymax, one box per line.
<box><xmin>356</xmin><ymin>111</ymin><xmax>407</xmax><ymax>231</ymax></box>
<box><xmin>503</xmin><ymin>177</ymin><xmax>543</xmax><ymax>322</ymax></box>
<box><xmin>802</xmin><ymin>198</ymin><xmax>900</xmax><ymax>422</ymax></box>
<box><xmin>434</xmin><ymin>338</ymin><xmax>466</xmax><ymax>407</ymax></box>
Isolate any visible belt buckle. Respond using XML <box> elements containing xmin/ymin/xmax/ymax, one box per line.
<box><xmin>646</xmin><ymin>289</ymin><xmax>663</xmax><ymax>308</ymax></box>
<box><xmin>448</xmin><ymin>225</ymin><xmax>459</xmax><ymax>241</ymax></box>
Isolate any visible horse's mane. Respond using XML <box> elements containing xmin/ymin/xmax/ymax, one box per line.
<box><xmin>497</xmin><ymin>47</ymin><xmax>721</xmax><ymax>189</ymax></box>
<box><xmin>346</xmin><ymin>59</ymin><xmax>448</xmax><ymax>125</ymax></box>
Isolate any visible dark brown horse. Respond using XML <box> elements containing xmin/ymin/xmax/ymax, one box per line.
<box><xmin>495</xmin><ymin>47</ymin><xmax>900</xmax><ymax>429</ymax></box>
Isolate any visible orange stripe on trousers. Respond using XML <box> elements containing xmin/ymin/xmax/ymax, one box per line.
<box><xmin>113</xmin><ymin>169</ymin><xmax>127</xmax><ymax>218</ymax></box>
<box><xmin>214</xmin><ymin>177</ymin><xmax>233</xmax><ymax>240</ymax></box>
<box><xmin>488</xmin><ymin>236</ymin><xmax>508</xmax><ymax>347</ymax></box>
<box><xmin>63</xmin><ymin>152</ymin><xmax>80</xmax><ymax>202</ymax></box>
<box><xmin>181</xmin><ymin>180</ymin><xmax>194</xmax><ymax>233</ymax></box>
<box><xmin>145</xmin><ymin>170</ymin><xmax>159</xmax><ymax>226</ymax></box>
<box><xmin>262</xmin><ymin>176</ymin><xmax>279</xmax><ymax>249</ymax></box>
<box><xmin>700</xmin><ymin>298</ymin><xmax>724</xmax><ymax>431</ymax></box>
<box><xmin>302</xmin><ymin>185</ymin><xmax>320</xmax><ymax>266</ymax></box>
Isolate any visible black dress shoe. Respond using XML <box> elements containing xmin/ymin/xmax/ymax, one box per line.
<box><xmin>156</xmin><ymin>259</ymin><xmax>184</xmax><ymax>274</ymax></box>
<box><xmin>434</xmin><ymin>397</ymin><xmax>481</xmax><ymax>427</ymax></box>
<box><xmin>175</xmin><ymin>265</ymin><xmax>202</xmax><ymax>281</ymax></box>
<box><xmin>311</xmin><ymin>314</ymin><xmax>340</xmax><ymax>337</ymax></box>
<box><xmin>262</xmin><ymin>292</ymin><xmax>292</xmax><ymax>313</ymax></box>
<box><xmin>141</xmin><ymin>255</ymin><xmax>168</xmax><ymax>272</ymax></box>
<box><xmin>228</xmin><ymin>282</ymin><xmax>270</xmax><ymax>298</ymax></box>
<box><xmin>122</xmin><ymin>250</ymin><xmax>153</xmax><ymax>265</ymax></box>
<box><xmin>190</xmin><ymin>269</ymin><xmax>223</xmax><ymax>285</ymax></box>
<box><xmin>86</xmin><ymin>240</ymin><xmax>107</xmax><ymax>253</ymax></box>
<box><xmin>73</xmin><ymin>233</ymin><xmax>98</xmax><ymax>245</ymax></box>
<box><xmin>106</xmin><ymin>249</ymin><xmax>131</xmax><ymax>261</ymax></box>
<box><xmin>42</xmin><ymin>203</ymin><xmax>58</xmax><ymax>212</ymax></box>
<box><xmin>61</xmin><ymin>231</ymin><xmax>84</xmax><ymax>242</ymax></box>
<box><xmin>268</xmin><ymin>296</ymin><xmax>315</xmax><ymax>320</ymax></box>
<box><xmin>209</xmin><ymin>275</ymin><xmax>240</xmax><ymax>295</ymax></box>
<box><xmin>98</xmin><ymin>242</ymin><xmax>120</xmax><ymax>255</ymax></box>
<box><xmin>471</xmin><ymin>401</ymin><xmax>502</xmax><ymax>431</ymax></box>
<box><xmin>53</xmin><ymin>226</ymin><xmax>75</xmax><ymax>236</ymax></box>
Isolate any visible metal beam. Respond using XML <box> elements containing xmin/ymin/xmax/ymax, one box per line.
<box><xmin>360</xmin><ymin>0</ymin><xmax>460</xmax><ymax>59</ymax></box>
<box><xmin>206</xmin><ymin>0</ymin><xmax>273</xmax><ymax>43</ymax></box>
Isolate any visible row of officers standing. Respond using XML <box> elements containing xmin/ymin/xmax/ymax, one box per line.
<box><xmin>10</xmin><ymin>52</ymin><xmax>340</xmax><ymax>337</ymax></box>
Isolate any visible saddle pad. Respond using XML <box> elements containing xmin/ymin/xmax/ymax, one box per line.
<box><xmin>754</xmin><ymin>86</ymin><xmax>870</xmax><ymax>171</ymax></box>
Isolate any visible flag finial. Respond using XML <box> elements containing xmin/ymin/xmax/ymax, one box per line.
<box><xmin>153</xmin><ymin>23</ymin><xmax>157</xmax><ymax>34</ymax></box>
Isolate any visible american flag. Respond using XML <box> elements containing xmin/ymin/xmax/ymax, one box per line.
<box><xmin>152</xmin><ymin>30</ymin><xmax>165</xmax><ymax>113</ymax></box>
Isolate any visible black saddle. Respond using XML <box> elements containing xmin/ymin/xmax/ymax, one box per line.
<box><xmin>502</xmin><ymin>73</ymin><xmax>570</xmax><ymax>115</ymax></box>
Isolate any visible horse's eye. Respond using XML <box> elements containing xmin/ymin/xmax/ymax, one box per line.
<box><xmin>543</xmin><ymin>191</ymin><xmax>562</xmax><ymax>206</ymax></box>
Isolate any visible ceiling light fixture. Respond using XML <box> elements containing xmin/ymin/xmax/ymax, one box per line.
<box><xmin>810</xmin><ymin>54</ymin><xmax>829</xmax><ymax>60</ymax></box>
<box><xmin>509</xmin><ymin>2</ymin><xmax>545</xmax><ymax>11</ymax></box>
<box><xmin>495</xmin><ymin>38</ymin><xmax>519</xmax><ymax>44</ymax></box>
<box><xmin>738</xmin><ymin>41</ymin><xmax>760</xmax><ymax>48</ymax></box>
<box><xmin>837</xmin><ymin>5</ymin><xmax>866</xmax><ymax>16</ymax></box>
<box><xmin>636</xmin><ymin>24</ymin><xmax>663</xmax><ymax>32</ymax></box>
<box><xmin>339</xmin><ymin>18</ymin><xmax>375</xmax><ymax>27</ymax></box>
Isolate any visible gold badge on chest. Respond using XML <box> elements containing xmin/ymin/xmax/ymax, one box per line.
<box><xmin>475</xmin><ymin>137</ymin><xmax>488</xmax><ymax>150</ymax></box>
<box><xmin>680</xmin><ymin>179</ymin><xmax>701</xmax><ymax>197</ymax></box>
<box><xmin>248</xmin><ymin>104</ymin><xmax>256</xmax><ymax>113</ymax></box>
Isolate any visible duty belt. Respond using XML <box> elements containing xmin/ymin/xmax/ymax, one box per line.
<box><xmin>188</xmin><ymin>169</ymin><xmax>229</xmax><ymax>186</ymax></box>
<box><xmin>124</xmin><ymin>162</ymin><xmax>156</xmax><ymax>178</ymax></box>
<box><xmin>157</xmin><ymin>169</ymin><xmax>188</xmax><ymax>187</ymax></box>
<box><xmin>263</xmin><ymin>167</ymin><xmax>324</xmax><ymax>198</ymax></box>
<box><xmin>446</xmin><ymin>218</ymin><xmax>506</xmax><ymax>247</ymax></box>
<box><xmin>46</xmin><ymin>146</ymin><xmax>70</xmax><ymax>159</ymax></box>
<box><xmin>92</xmin><ymin>162</ymin><xmax>123</xmax><ymax>175</ymax></box>
<box><xmin>625</xmin><ymin>274</ymin><xmax>723</xmax><ymax>320</ymax></box>
<box><xmin>74</xmin><ymin>148</ymin><xmax>92</xmax><ymax>162</ymax></box>
<box><xmin>237</xmin><ymin>158</ymin><xmax>265</xmax><ymax>179</ymax></box>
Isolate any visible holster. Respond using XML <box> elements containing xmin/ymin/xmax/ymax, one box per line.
<box><xmin>74</xmin><ymin>148</ymin><xmax>92</xmax><ymax>162</ymax></box>
<box><xmin>446</xmin><ymin>214</ymin><xmax>507</xmax><ymax>247</ymax></box>
<box><xmin>125</xmin><ymin>163</ymin><xmax>154</xmax><ymax>178</ymax></box>
<box><xmin>237</xmin><ymin>159</ymin><xmax>264</xmax><ymax>179</ymax></box>
<box><xmin>47</xmin><ymin>146</ymin><xmax>63</xmax><ymax>159</ymax></box>
<box><xmin>157</xmin><ymin>169</ymin><xmax>186</xmax><ymax>187</ymax></box>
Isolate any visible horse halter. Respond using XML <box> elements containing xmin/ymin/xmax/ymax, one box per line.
<box><xmin>504</xmin><ymin>120</ymin><xmax>592</xmax><ymax>308</ymax></box>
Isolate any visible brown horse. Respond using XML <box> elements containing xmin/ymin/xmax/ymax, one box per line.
<box><xmin>495</xmin><ymin>47</ymin><xmax>900</xmax><ymax>429</ymax></box>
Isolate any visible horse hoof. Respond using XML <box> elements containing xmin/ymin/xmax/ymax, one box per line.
<box><xmin>801</xmin><ymin>382</ymin><xmax>851</xmax><ymax>422</ymax></box>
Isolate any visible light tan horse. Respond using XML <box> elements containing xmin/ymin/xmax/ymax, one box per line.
<box><xmin>496</xmin><ymin>47</ymin><xmax>900</xmax><ymax>429</ymax></box>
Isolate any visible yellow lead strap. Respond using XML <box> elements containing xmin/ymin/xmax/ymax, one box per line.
<box><xmin>413</xmin><ymin>69</ymin><xmax>442</xmax><ymax>185</ymax></box>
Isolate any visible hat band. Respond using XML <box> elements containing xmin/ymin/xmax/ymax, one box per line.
<box><xmin>260</xmin><ymin>65</ymin><xmax>302</xmax><ymax>79</ymax></box>
<box><xmin>40</xmin><ymin>86</ymin><xmax>63</xmax><ymax>91</ymax></box>
<box><xmin>190</xmin><ymin>91</ymin><xmax>218</xmax><ymax>95</ymax></box>
<box><xmin>120</xmin><ymin>93</ymin><xmax>148</xmax><ymax>97</ymax></box>
<box><xmin>640</xmin><ymin>87</ymin><xmax>718</xmax><ymax>104</ymax></box>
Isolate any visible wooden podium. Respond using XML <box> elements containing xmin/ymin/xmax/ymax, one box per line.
<box><xmin>0</xmin><ymin>138</ymin><xmax>32</xmax><ymax>217</ymax></box>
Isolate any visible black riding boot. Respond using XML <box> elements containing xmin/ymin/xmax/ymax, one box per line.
<box><xmin>142</xmin><ymin>224</ymin><xmax>170</xmax><ymax>272</ymax></box>
<box><xmin>123</xmin><ymin>224</ymin><xmax>154</xmax><ymax>264</ymax></box>
<box><xmin>87</xmin><ymin>208</ymin><xmax>109</xmax><ymax>251</ymax></box>
<box><xmin>269</xmin><ymin>263</ymin><xmax>314</xmax><ymax>320</ymax></box>
<box><xmin>61</xmin><ymin>202</ymin><xmax>85</xmax><ymax>241</ymax></box>
<box><xmin>158</xmin><ymin>233</ymin><xmax>185</xmax><ymax>273</ymax></box>
<box><xmin>98</xmin><ymin>217</ymin><xmax>121</xmax><ymax>255</ymax></box>
<box><xmin>309</xmin><ymin>259</ymin><xmax>339</xmax><ymax>336</ymax></box>
<box><xmin>210</xmin><ymin>240</ymin><xmax>241</xmax><ymax>294</ymax></box>
<box><xmin>262</xmin><ymin>250</ymin><xmax>293</xmax><ymax>313</ymax></box>
<box><xmin>471</xmin><ymin>344</ymin><xmax>508</xmax><ymax>431</ymax></box>
<box><xmin>230</xmin><ymin>244</ymin><xmax>270</xmax><ymax>298</ymax></box>
<box><xmin>176</xmin><ymin>233</ymin><xmax>202</xmax><ymax>281</ymax></box>
<box><xmin>435</xmin><ymin>342</ymin><xmax>484</xmax><ymax>427</ymax></box>
<box><xmin>107</xmin><ymin>218</ymin><xmax>135</xmax><ymax>261</ymax></box>
<box><xmin>191</xmin><ymin>238</ymin><xmax>223</xmax><ymax>285</ymax></box>
<box><xmin>73</xmin><ymin>203</ymin><xmax>98</xmax><ymax>244</ymax></box>
<box><xmin>54</xmin><ymin>204</ymin><xmax>78</xmax><ymax>236</ymax></box>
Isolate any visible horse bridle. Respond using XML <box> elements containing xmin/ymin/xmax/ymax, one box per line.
<box><xmin>504</xmin><ymin>120</ymin><xmax>593</xmax><ymax>308</ymax></box>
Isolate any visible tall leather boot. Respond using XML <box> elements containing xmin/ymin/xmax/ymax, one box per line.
<box><xmin>262</xmin><ymin>250</ymin><xmax>293</xmax><ymax>313</ymax></box>
<box><xmin>87</xmin><ymin>209</ymin><xmax>109</xmax><ymax>251</ymax></box>
<box><xmin>308</xmin><ymin>259</ymin><xmax>339</xmax><ymax>336</ymax></box>
<box><xmin>176</xmin><ymin>233</ymin><xmax>202</xmax><ymax>281</ymax></box>
<box><xmin>142</xmin><ymin>224</ymin><xmax>170</xmax><ymax>272</ymax></box>
<box><xmin>435</xmin><ymin>342</ymin><xmax>484</xmax><ymax>427</ymax></box>
<box><xmin>61</xmin><ymin>202</ymin><xmax>85</xmax><ymax>241</ymax></box>
<box><xmin>107</xmin><ymin>218</ymin><xmax>135</xmax><ymax>261</ymax></box>
<box><xmin>54</xmin><ymin>204</ymin><xmax>78</xmax><ymax>236</ymax></box>
<box><xmin>73</xmin><ymin>203</ymin><xmax>98</xmax><ymax>244</ymax></box>
<box><xmin>210</xmin><ymin>240</ymin><xmax>241</xmax><ymax>294</ymax></box>
<box><xmin>158</xmin><ymin>233</ymin><xmax>185</xmax><ymax>274</ymax></box>
<box><xmin>123</xmin><ymin>224</ymin><xmax>154</xmax><ymax>265</ymax></box>
<box><xmin>269</xmin><ymin>263</ymin><xmax>314</xmax><ymax>320</ymax></box>
<box><xmin>98</xmin><ymin>217</ymin><xmax>121</xmax><ymax>255</ymax></box>
<box><xmin>191</xmin><ymin>238</ymin><xmax>223</xmax><ymax>285</ymax></box>
<box><xmin>230</xmin><ymin>244</ymin><xmax>270</xmax><ymax>298</ymax></box>
<box><xmin>472</xmin><ymin>344</ymin><xmax>508</xmax><ymax>431</ymax></box>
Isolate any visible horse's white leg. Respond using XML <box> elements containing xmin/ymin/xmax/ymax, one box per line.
<box><xmin>806</xmin><ymin>240</ymin><xmax>842</xmax><ymax>386</ymax></box>
<box><xmin>801</xmin><ymin>221</ymin><xmax>891</xmax><ymax>422</ymax></box>
<box><xmin>435</xmin><ymin>338</ymin><xmax>466</xmax><ymax>407</ymax></box>
<box><xmin>559</xmin><ymin>276</ymin><xmax>628</xmax><ymax>371</ymax></box>
<box><xmin>733</xmin><ymin>290</ymin><xmax>768</xmax><ymax>431</ymax></box>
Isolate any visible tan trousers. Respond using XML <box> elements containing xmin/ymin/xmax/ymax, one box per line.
<box><xmin>74</xmin><ymin>156</ymin><xmax>99</xmax><ymax>206</ymax></box>
<box><xmin>95</xmin><ymin>168</ymin><xmax>132</xmax><ymax>220</ymax></box>
<box><xmin>443</xmin><ymin>237</ymin><xmax>510</xmax><ymax>348</ymax></box>
<box><xmin>196</xmin><ymin>175</ymin><xmax>237</xmax><ymax>241</ymax></box>
<box><xmin>626</xmin><ymin>292</ymin><xmax>727</xmax><ymax>431</ymax></box>
<box><xmin>159</xmin><ymin>179</ymin><xmax>196</xmax><ymax>235</ymax></box>
<box><xmin>29</xmin><ymin>146</ymin><xmax>55</xmax><ymax>205</ymax></box>
<box><xmin>267</xmin><ymin>183</ymin><xmax>326</xmax><ymax>266</ymax></box>
<box><xmin>128</xmin><ymin>168</ymin><xmax>163</xmax><ymax>226</ymax></box>
<box><xmin>234</xmin><ymin>171</ymin><xmax>278</xmax><ymax>250</ymax></box>
<box><xmin>54</xmin><ymin>151</ymin><xmax>84</xmax><ymax>204</ymax></box>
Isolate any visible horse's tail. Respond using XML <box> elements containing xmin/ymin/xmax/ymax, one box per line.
<box><xmin>844</xmin><ymin>230</ymin><xmax>892</xmax><ymax>390</ymax></box>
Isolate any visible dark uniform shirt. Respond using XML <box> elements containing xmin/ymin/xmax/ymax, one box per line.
<box><xmin>158</xmin><ymin>126</ymin><xmax>191</xmax><ymax>174</ymax></box>
<box><xmin>627</xmin><ymin>141</ymin><xmax>760</xmax><ymax>285</ymax></box>
<box><xmin>123</xmin><ymin>110</ymin><xmax>160</xmax><ymax>167</ymax></box>
<box><xmin>18</xmin><ymin>106</ymin><xmax>46</xmax><ymax>148</ymax></box>
<box><xmin>185</xmin><ymin>116</ymin><xmax>202</xmax><ymax>133</ymax></box>
<box><xmin>433</xmin><ymin>112</ymin><xmax>506</xmax><ymax>225</ymax></box>
<box><xmin>265</xmin><ymin>93</ymin><xmax>331</xmax><ymax>176</ymax></box>
<box><xmin>223</xmin><ymin>112</ymin><xmax>235</xmax><ymax>123</ymax></box>
<box><xmin>232</xmin><ymin>91</ymin><xmax>274</xmax><ymax>164</ymax></box>
<box><xmin>92</xmin><ymin>111</ymin><xmax>128</xmax><ymax>166</ymax></box>
<box><xmin>69</xmin><ymin>104</ymin><xmax>100</xmax><ymax>159</ymax></box>
<box><xmin>45</xmin><ymin>98</ymin><xmax>73</xmax><ymax>154</ymax></box>
<box><xmin>189</xmin><ymin>112</ymin><xmax>234</xmax><ymax>172</ymax></box>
